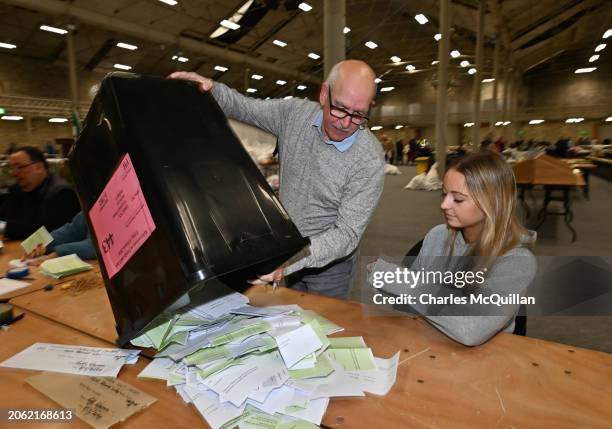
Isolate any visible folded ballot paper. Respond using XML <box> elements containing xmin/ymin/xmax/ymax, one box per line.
<box><xmin>40</xmin><ymin>254</ymin><xmax>93</xmax><ymax>279</ymax></box>
<box><xmin>133</xmin><ymin>292</ymin><xmax>400</xmax><ymax>429</ymax></box>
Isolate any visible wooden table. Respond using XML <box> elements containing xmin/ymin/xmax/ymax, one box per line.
<box><xmin>0</xmin><ymin>241</ymin><xmax>51</xmax><ymax>301</ymax></box>
<box><xmin>0</xmin><ymin>311</ymin><xmax>208</xmax><ymax>428</ymax></box>
<box><xmin>10</xmin><ymin>281</ymin><xmax>612</xmax><ymax>428</ymax></box>
<box><xmin>0</xmin><ymin>241</ymin><xmax>101</xmax><ymax>301</ymax></box>
<box><xmin>10</xmin><ymin>271</ymin><xmax>118</xmax><ymax>345</ymax></box>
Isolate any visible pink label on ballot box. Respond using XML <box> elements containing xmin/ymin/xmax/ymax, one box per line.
<box><xmin>89</xmin><ymin>153</ymin><xmax>156</xmax><ymax>279</ymax></box>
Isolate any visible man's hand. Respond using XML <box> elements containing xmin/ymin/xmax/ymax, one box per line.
<box><xmin>167</xmin><ymin>71</ymin><xmax>213</xmax><ymax>92</ymax></box>
<box><xmin>22</xmin><ymin>243</ymin><xmax>46</xmax><ymax>261</ymax></box>
<box><xmin>249</xmin><ymin>266</ymin><xmax>284</xmax><ymax>285</ymax></box>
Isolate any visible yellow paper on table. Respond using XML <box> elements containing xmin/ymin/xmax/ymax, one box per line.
<box><xmin>326</xmin><ymin>348</ymin><xmax>376</xmax><ymax>371</ymax></box>
<box><xmin>21</xmin><ymin>226</ymin><xmax>53</xmax><ymax>254</ymax></box>
<box><xmin>40</xmin><ymin>253</ymin><xmax>92</xmax><ymax>279</ymax></box>
<box><xmin>26</xmin><ymin>372</ymin><xmax>156</xmax><ymax>429</ymax></box>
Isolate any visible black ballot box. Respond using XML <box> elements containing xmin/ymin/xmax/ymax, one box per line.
<box><xmin>69</xmin><ymin>72</ymin><xmax>309</xmax><ymax>346</ymax></box>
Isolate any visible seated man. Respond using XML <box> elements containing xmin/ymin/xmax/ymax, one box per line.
<box><xmin>0</xmin><ymin>146</ymin><xmax>81</xmax><ymax>240</ymax></box>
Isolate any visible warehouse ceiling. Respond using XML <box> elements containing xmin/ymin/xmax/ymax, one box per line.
<box><xmin>0</xmin><ymin>0</ymin><xmax>610</xmax><ymax>100</ymax></box>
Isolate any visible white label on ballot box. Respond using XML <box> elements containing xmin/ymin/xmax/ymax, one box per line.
<box><xmin>89</xmin><ymin>153</ymin><xmax>156</xmax><ymax>279</ymax></box>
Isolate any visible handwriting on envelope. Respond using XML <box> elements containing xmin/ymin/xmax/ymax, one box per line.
<box><xmin>89</xmin><ymin>153</ymin><xmax>156</xmax><ymax>279</ymax></box>
<box><xmin>27</xmin><ymin>373</ymin><xmax>156</xmax><ymax>429</ymax></box>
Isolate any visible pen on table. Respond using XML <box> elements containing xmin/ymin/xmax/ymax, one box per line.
<box><xmin>272</xmin><ymin>279</ymin><xmax>279</xmax><ymax>293</ymax></box>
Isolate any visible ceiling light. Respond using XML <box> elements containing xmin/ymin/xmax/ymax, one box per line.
<box><xmin>468</xmin><ymin>68</ymin><xmax>476</xmax><ymax>75</ymax></box>
<box><xmin>343</xmin><ymin>27</ymin><xmax>351</xmax><ymax>34</ymax></box>
<box><xmin>391</xmin><ymin>56</ymin><xmax>401</xmax><ymax>63</ymax></box>
<box><xmin>460</xmin><ymin>60</ymin><xmax>470</xmax><ymax>67</ymax></box>
<box><xmin>604</xmin><ymin>29</ymin><xmax>612</xmax><ymax>39</ymax></box>
<box><xmin>276</xmin><ymin>80</ymin><xmax>286</xmax><ymax>85</ymax></box>
<box><xmin>0</xmin><ymin>42</ymin><xmax>17</xmax><ymax>49</ymax></box>
<box><xmin>370</xmin><ymin>126</ymin><xmax>383</xmax><ymax>131</ymax></box>
<box><xmin>495</xmin><ymin>121</ymin><xmax>504</xmax><ymax>126</ymax></box>
<box><xmin>308</xmin><ymin>52</ymin><xmax>320</xmax><ymax>60</ymax></box>
<box><xmin>49</xmin><ymin>117</ymin><xmax>68</xmax><ymax>123</ymax></box>
<box><xmin>273</xmin><ymin>39</ymin><xmax>287</xmax><ymax>47</ymax></box>
<box><xmin>395</xmin><ymin>125</ymin><xmax>404</xmax><ymax>129</ymax></box>
<box><xmin>606</xmin><ymin>117</ymin><xmax>612</xmax><ymax>122</ymax></box>
<box><xmin>284</xmin><ymin>95</ymin><xmax>293</xmax><ymax>100</ymax></box>
<box><xmin>450</xmin><ymin>50</ymin><xmax>461</xmax><ymax>58</ymax></box>
<box><xmin>415</xmin><ymin>14</ymin><xmax>428</xmax><ymax>25</ymax></box>
<box><xmin>565</xmin><ymin>118</ymin><xmax>584</xmax><ymax>123</ymax></box>
<box><xmin>113</xmin><ymin>64</ymin><xmax>132</xmax><ymax>70</ymax></box>
<box><xmin>365</xmin><ymin>41</ymin><xmax>378</xmax><ymax>49</ymax></box>
<box><xmin>380</xmin><ymin>86</ymin><xmax>394</xmax><ymax>92</ymax></box>
<box><xmin>116</xmin><ymin>42</ymin><xmax>138</xmax><ymax>50</ymax></box>
<box><xmin>1</xmin><ymin>115</ymin><xmax>23</xmax><ymax>121</ymax></box>
<box><xmin>464</xmin><ymin>122</ymin><xmax>474</xmax><ymax>127</ymax></box>
<box><xmin>589</xmin><ymin>55</ymin><xmax>600</xmax><ymax>62</ymax></box>
<box><xmin>39</xmin><ymin>25</ymin><xmax>68</xmax><ymax>35</ymax></box>
<box><xmin>251</xmin><ymin>74</ymin><xmax>263</xmax><ymax>80</ymax></box>
<box><xmin>434</xmin><ymin>33</ymin><xmax>441</xmax><ymax>41</ymax></box>
<box><xmin>297</xmin><ymin>85</ymin><xmax>307</xmax><ymax>90</ymax></box>
<box><xmin>298</xmin><ymin>2</ymin><xmax>312</xmax><ymax>12</ymax></box>
<box><xmin>158</xmin><ymin>0</ymin><xmax>178</xmax><ymax>5</ymax></box>
<box><xmin>246</xmin><ymin>88</ymin><xmax>257</xmax><ymax>93</ymax></box>
<box><xmin>214</xmin><ymin>65</ymin><xmax>228</xmax><ymax>72</ymax></box>
<box><xmin>503</xmin><ymin>121</ymin><xmax>511</xmax><ymax>126</ymax></box>
<box><xmin>220</xmin><ymin>19</ymin><xmax>240</xmax><ymax>30</ymax></box>
<box><xmin>431</xmin><ymin>60</ymin><xmax>439</xmax><ymax>65</ymax></box>
<box><xmin>374</xmin><ymin>78</ymin><xmax>381</xmax><ymax>84</ymax></box>
<box><xmin>406</xmin><ymin>64</ymin><xmax>416</xmax><ymax>72</ymax></box>
<box><xmin>172</xmin><ymin>56</ymin><xmax>189</xmax><ymax>62</ymax></box>
<box><xmin>529</xmin><ymin>119</ymin><xmax>545</xmax><ymax>124</ymax></box>
<box><xmin>482</xmin><ymin>78</ymin><xmax>495</xmax><ymax>83</ymax></box>
<box><xmin>594</xmin><ymin>43</ymin><xmax>606</xmax><ymax>52</ymax></box>
<box><xmin>210</xmin><ymin>0</ymin><xmax>252</xmax><ymax>39</ymax></box>
<box><xmin>575</xmin><ymin>67</ymin><xmax>596</xmax><ymax>73</ymax></box>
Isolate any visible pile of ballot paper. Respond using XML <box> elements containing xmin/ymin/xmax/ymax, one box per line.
<box><xmin>39</xmin><ymin>254</ymin><xmax>93</xmax><ymax>279</ymax></box>
<box><xmin>132</xmin><ymin>292</ymin><xmax>400</xmax><ymax>429</ymax></box>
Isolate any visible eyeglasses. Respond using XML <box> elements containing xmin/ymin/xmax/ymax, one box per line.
<box><xmin>327</xmin><ymin>87</ymin><xmax>369</xmax><ymax>126</ymax></box>
<box><xmin>8</xmin><ymin>162</ymin><xmax>37</xmax><ymax>173</ymax></box>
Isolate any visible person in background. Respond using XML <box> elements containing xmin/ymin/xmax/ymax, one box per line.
<box><xmin>169</xmin><ymin>60</ymin><xmax>384</xmax><ymax>299</ymax></box>
<box><xmin>370</xmin><ymin>150</ymin><xmax>536</xmax><ymax>346</ymax></box>
<box><xmin>0</xmin><ymin>146</ymin><xmax>81</xmax><ymax>240</ymax></box>
<box><xmin>23</xmin><ymin>212</ymin><xmax>96</xmax><ymax>262</ymax></box>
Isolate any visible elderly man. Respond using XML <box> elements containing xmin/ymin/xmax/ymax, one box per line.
<box><xmin>0</xmin><ymin>146</ymin><xmax>81</xmax><ymax>240</ymax></box>
<box><xmin>169</xmin><ymin>59</ymin><xmax>384</xmax><ymax>298</ymax></box>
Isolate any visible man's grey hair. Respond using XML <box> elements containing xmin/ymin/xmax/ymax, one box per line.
<box><xmin>324</xmin><ymin>62</ymin><xmax>342</xmax><ymax>87</ymax></box>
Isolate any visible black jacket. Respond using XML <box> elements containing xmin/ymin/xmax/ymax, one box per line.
<box><xmin>0</xmin><ymin>174</ymin><xmax>81</xmax><ymax>240</ymax></box>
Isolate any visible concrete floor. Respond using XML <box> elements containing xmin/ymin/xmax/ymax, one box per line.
<box><xmin>355</xmin><ymin>165</ymin><xmax>612</xmax><ymax>354</ymax></box>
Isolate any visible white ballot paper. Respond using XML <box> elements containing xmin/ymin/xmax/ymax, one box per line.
<box><xmin>192</xmin><ymin>389</ymin><xmax>246</xmax><ymax>429</ymax></box>
<box><xmin>345</xmin><ymin>351</ymin><xmax>400</xmax><ymax>396</ymax></box>
<box><xmin>274</xmin><ymin>324</ymin><xmax>323</xmax><ymax>368</ymax></box>
<box><xmin>0</xmin><ymin>343</ymin><xmax>140</xmax><ymax>377</ymax></box>
<box><xmin>190</xmin><ymin>292</ymin><xmax>249</xmax><ymax>320</ymax></box>
<box><xmin>0</xmin><ymin>278</ymin><xmax>30</xmax><ymax>295</ymax></box>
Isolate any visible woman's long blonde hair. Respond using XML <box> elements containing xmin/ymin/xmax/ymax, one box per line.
<box><xmin>447</xmin><ymin>150</ymin><xmax>531</xmax><ymax>260</ymax></box>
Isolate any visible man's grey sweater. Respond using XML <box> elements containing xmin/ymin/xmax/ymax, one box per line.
<box><xmin>212</xmin><ymin>83</ymin><xmax>385</xmax><ymax>275</ymax></box>
<box><xmin>372</xmin><ymin>224</ymin><xmax>537</xmax><ymax>346</ymax></box>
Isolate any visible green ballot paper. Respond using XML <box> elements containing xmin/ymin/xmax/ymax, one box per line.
<box><xmin>40</xmin><ymin>254</ymin><xmax>93</xmax><ymax>279</ymax></box>
<box><xmin>21</xmin><ymin>226</ymin><xmax>53</xmax><ymax>255</ymax></box>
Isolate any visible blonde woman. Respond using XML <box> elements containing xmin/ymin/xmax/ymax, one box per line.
<box><xmin>370</xmin><ymin>150</ymin><xmax>537</xmax><ymax>346</ymax></box>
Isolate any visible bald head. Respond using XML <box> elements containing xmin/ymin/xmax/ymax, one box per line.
<box><xmin>319</xmin><ymin>60</ymin><xmax>377</xmax><ymax>142</ymax></box>
<box><xmin>325</xmin><ymin>60</ymin><xmax>377</xmax><ymax>103</ymax></box>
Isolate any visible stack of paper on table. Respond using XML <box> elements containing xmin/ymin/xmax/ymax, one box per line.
<box><xmin>40</xmin><ymin>253</ymin><xmax>93</xmax><ymax>278</ymax></box>
<box><xmin>132</xmin><ymin>291</ymin><xmax>400</xmax><ymax>429</ymax></box>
